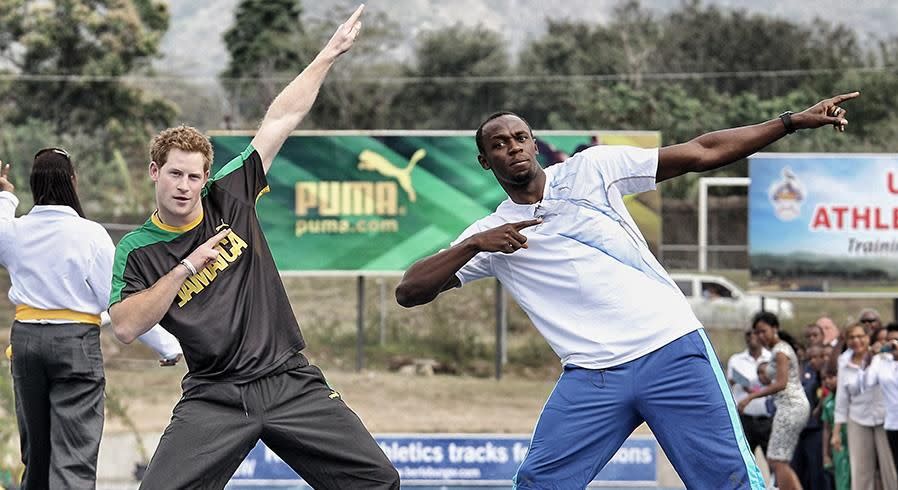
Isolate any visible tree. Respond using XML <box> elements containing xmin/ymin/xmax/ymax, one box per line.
<box><xmin>0</xmin><ymin>0</ymin><xmax>174</xmax><ymax>132</ymax></box>
<box><xmin>395</xmin><ymin>24</ymin><xmax>511</xmax><ymax>129</ymax></box>
<box><xmin>651</xmin><ymin>0</ymin><xmax>861</xmax><ymax>97</ymax></box>
<box><xmin>516</xmin><ymin>1</ymin><xmax>660</xmax><ymax>128</ymax></box>
<box><xmin>222</xmin><ymin>0</ymin><xmax>403</xmax><ymax>129</ymax></box>
<box><xmin>0</xmin><ymin>0</ymin><xmax>174</xmax><ymax>218</ymax></box>
<box><xmin>221</xmin><ymin>0</ymin><xmax>311</xmax><ymax>124</ymax></box>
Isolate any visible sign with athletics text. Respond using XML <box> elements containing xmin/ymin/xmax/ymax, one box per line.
<box><xmin>749</xmin><ymin>153</ymin><xmax>898</xmax><ymax>292</ymax></box>
<box><xmin>229</xmin><ymin>434</ymin><xmax>657</xmax><ymax>486</ymax></box>
<box><xmin>210</xmin><ymin>131</ymin><xmax>661</xmax><ymax>273</ymax></box>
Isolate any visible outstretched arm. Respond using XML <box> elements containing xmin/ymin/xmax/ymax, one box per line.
<box><xmin>656</xmin><ymin>92</ymin><xmax>859</xmax><ymax>183</ymax></box>
<box><xmin>396</xmin><ymin>219</ymin><xmax>541</xmax><ymax>307</ymax></box>
<box><xmin>251</xmin><ymin>4</ymin><xmax>364</xmax><ymax>173</ymax></box>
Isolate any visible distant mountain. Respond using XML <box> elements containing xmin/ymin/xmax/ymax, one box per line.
<box><xmin>156</xmin><ymin>0</ymin><xmax>898</xmax><ymax>79</ymax></box>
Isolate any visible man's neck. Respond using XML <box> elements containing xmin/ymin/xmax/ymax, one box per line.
<box><xmin>156</xmin><ymin>203</ymin><xmax>203</xmax><ymax>229</ymax></box>
<box><xmin>502</xmin><ymin>168</ymin><xmax>547</xmax><ymax>205</ymax></box>
<box><xmin>748</xmin><ymin>347</ymin><xmax>763</xmax><ymax>359</ymax></box>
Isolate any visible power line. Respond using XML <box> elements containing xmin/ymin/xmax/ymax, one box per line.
<box><xmin>0</xmin><ymin>66</ymin><xmax>895</xmax><ymax>84</ymax></box>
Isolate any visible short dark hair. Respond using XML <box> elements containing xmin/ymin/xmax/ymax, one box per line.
<box><xmin>752</xmin><ymin>311</ymin><xmax>780</xmax><ymax>330</ymax></box>
<box><xmin>31</xmin><ymin>148</ymin><xmax>84</xmax><ymax>218</ymax></box>
<box><xmin>887</xmin><ymin>322</ymin><xmax>898</xmax><ymax>333</ymax></box>
<box><xmin>475</xmin><ymin>111</ymin><xmax>533</xmax><ymax>155</ymax></box>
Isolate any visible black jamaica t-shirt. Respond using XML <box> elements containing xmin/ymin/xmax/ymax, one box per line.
<box><xmin>110</xmin><ymin>144</ymin><xmax>305</xmax><ymax>390</ymax></box>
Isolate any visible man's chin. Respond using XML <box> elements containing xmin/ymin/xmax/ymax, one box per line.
<box><xmin>163</xmin><ymin>201</ymin><xmax>196</xmax><ymax>217</ymax></box>
<box><xmin>508</xmin><ymin>169</ymin><xmax>536</xmax><ymax>185</ymax></box>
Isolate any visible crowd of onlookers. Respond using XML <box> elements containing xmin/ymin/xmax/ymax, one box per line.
<box><xmin>728</xmin><ymin>308</ymin><xmax>898</xmax><ymax>490</ymax></box>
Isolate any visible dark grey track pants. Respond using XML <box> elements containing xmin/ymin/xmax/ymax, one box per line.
<box><xmin>139</xmin><ymin>355</ymin><xmax>399</xmax><ymax>490</ymax></box>
<box><xmin>10</xmin><ymin>321</ymin><xmax>105</xmax><ymax>490</ymax></box>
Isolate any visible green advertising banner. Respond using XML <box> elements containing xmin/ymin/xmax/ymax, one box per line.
<box><xmin>210</xmin><ymin>131</ymin><xmax>661</xmax><ymax>273</ymax></box>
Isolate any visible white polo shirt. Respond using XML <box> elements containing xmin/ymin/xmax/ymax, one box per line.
<box><xmin>0</xmin><ymin>192</ymin><xmax>112</xmax><ymax>318</ymax></box>
<box><xmin>453</xmin><ymin>146</ymin><xmax>702</xmax><ymax>368</ymax></box>
<box><xmin>865</xmin><ymin>353</ymin><xmax>898</xmax><ymax>430</ymax></box>
<box><xmin>835</xmin><ymin>351</ymin><xmax>885</xmax><ymax>426</ymax></box>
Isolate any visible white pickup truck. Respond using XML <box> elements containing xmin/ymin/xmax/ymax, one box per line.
<box><xmin>669</xmin><ymin>273</ymin><xmax>795</xmax><ymax>329</ymax></box>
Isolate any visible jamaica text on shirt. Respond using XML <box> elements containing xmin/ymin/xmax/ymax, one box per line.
<box><xmin>176</xmin><ymin>230</ymin><xmax>248</xmax><ymax>307</ymax></box>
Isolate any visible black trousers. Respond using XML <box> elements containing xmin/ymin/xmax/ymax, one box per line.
<box><xmin>739</xmin><ymin>413</ymin><xmax>773</xmax><ymax>455</ymax></box>
<box><xmin>10</xmin><ymin>322</ymin><xmax>105</xmax><ymax>490</ymax></box>
<box><xmin>139</xmin><ymin>355</ymin><xmax>399</xmax><ymax>490</ymax></box>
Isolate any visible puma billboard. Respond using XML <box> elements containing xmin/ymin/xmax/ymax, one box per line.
<box><xmin>210</xmin><ymin>130</ymin><xmax>661</xmax><ymax>273</ymax></box>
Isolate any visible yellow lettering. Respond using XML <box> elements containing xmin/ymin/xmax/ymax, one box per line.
<box><xmin>212</xmin><ymin>254</ymin><xmax>228</xmax><ymax>272</ymax></box>
<box><xmin>177</xmin><ymin>284</ymin><xmax>193</xmax><ymax>307</ymax></box>
<box><xmin>189</xmin><ymin>275</ymin><xmax>207</xmax><ymax>294</ymax></box>
<box><xmin>320</xmin><ymin>182</ymin><xmax>341</xmax><ymax>216</ymax></box>
<box><xmin>228</xmin><ymin>231</ymin><xmax>248</xmax><ymax>256</ymax></box>
<box><xmin>296</xmin><ymin>181</ymin><xmax>401</xmax><ymax>217</ymax></box>
<box><xmin>175</xmin><ymin>230</ymin><xmax>248</xmax><ymax>307</ymax></box>
<box><xmin>375</xmin><ymin>182</ymin><xmax>397</xmax><ymax>215</ymax></box>
<box><xmin>344</xmin><ymin>182</ymin><xmax>375</xmax><ymax>215</ymax></box>
<box><xmin>192</xmin><ymin>267</ymin><xmax>217</xmax><ymax>287</ymax></box>
<box><xmin>295</xmin><ymin>182</ymin><xmax>318</xmax><ymax>216</ymax></box>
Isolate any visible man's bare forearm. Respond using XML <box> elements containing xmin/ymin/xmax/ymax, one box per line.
<box><xmin>251</xmin><ymin>54</ymin><xmax>337</xmax><ymax>171</ymax></box>
<box><xmin>691</xmin><ymin>119</ymin><xmax>786</xmax><ymax>171</ymax></box>
<box><xmin>110</xmin><ymin>265</ymin><xmax>190</xmax><ymax>344</ymax></box>
<box><xmin>396</xmin><ymin>239</ymin><xmax>482</xmax><ymax>307</ymax></box>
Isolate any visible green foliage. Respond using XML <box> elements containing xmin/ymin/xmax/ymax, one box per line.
<box><xmin>222</xmin><ymin>0</ymin><xmax>404</xmax><ymax>129</ymax></box>
<box><xmin>1</xmin><ymin>0</ymin><xmax>175</xmax><ymax>132</ymax></box>
<box><xmin>0</xmin><ymin>119</ymin><xmax>156</xmax><ymax>218</ymax></box>
<box><xmin>394</xmin><ymin>25</ymin><xmax>512</xmax><ymax>129</ymax></box>
<box><xmin>223</xmin><ymin>0</ymin><xmax>307</xmax><ymax>80</ymax></box>
<box><xmin>0</xmin><ymin>0</ymin><xmax>174</xmax><ymax>220</ymax></box>
<box><xmin>222</xmin><ymin>0</ymin><xmax>309</xmax><ymax>124</ymax></box>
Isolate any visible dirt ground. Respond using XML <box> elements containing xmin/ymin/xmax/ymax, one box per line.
<box><xmin>103</xmin><ymin>364</ymin><xmax>565</xmax><ymax>434</ymax></box>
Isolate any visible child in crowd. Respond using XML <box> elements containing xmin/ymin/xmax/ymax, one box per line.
<box><xmin>758</xmin><ymin>362</ymin><xmax>777</xmax><ymax>416</ymax></box>
<box><xmin>821</xmin><ymin>366</ymin><xmax>850</xmax><ymax>490</ymax></box>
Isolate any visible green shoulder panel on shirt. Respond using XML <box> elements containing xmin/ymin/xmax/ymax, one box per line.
<box><xmin>211</xmin><ymin>143</ymin><xmax>256</xmax><ymax>182</ymax></box>
<box><xmin>109</xmin><ymin>219</ymin><xmax>184</xmax><ymax>305</ymax></box>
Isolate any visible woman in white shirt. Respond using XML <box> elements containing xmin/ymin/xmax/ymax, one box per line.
<box><xmin>0</xmin><ymin>149</ymin><xmax>178</xmax><ymax>489</ymax></box>
<box><xmin>833</xmin><ymin>322</ymin><xmax>897</xmax><ymax>490</ymax></box>
<box><xmin>863</xmin><ymin>323</ymin><xmax>898</xmax><ymax>478</ymax></box>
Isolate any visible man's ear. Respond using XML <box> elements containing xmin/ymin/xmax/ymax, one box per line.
<box><xmin>149</xmin><ymin>161</ymin><xmax>160</xmax><ymax>181</ymax></box>
<box><xmin>477</xmin><ymin>154</ymin><xmax>490</xmax><ymax>170</ymax></box>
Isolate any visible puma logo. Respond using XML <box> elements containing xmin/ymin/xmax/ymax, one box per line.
<box><xmin>357</xmin><ymin>149</ymin><xmax>425</xmax><ymax>202</ymax></box>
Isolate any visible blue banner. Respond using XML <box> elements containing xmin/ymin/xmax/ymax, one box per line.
<box><xmin>230</xmin><ymin>434</ymin><xmax>657</xmax><ymax>487</ymax></box>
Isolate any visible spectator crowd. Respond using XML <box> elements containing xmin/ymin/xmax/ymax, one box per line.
<box><xmin>729</xmin><ymin>308</ymin><xmax>898</xmax><ymax>490</ymax></box>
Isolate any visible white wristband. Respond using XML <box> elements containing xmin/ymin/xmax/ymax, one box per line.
<box><xmin>179</xmin><ymin>259</ymin><xmax>197</xmax><ymax>276</ymax></box>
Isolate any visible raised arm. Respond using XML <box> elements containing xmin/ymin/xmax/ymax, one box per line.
<box><xmin>250</xmin><ymin>4</ymin><xmax>364</xmax><ymax>173</ymax></box>
<box><xmin>109</xmin><ymin>228</ymin><xmax>230</xmax><ymax>344</ymax></box>
<box><xmin>656</xmin><ymin>92</ymin><xmax>859</xmax><ymax>183</ymax></box>
<box><xmin>0</xmin><ymin>162</ymin><xmax>17</xmax><ymax>218</ymax></box>
<box><xmin>395</xmin><ymin>219</ymin><xmax>541</xmax><ymax>307</ymax></box>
